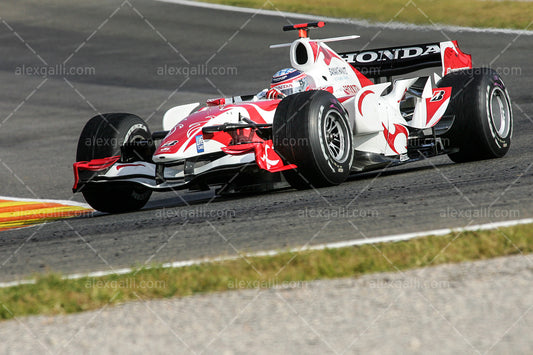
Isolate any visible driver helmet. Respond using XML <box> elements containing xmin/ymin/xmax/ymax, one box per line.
<box><xmin>270</xmin><ymin>68</ymin><xmax>310</xmax><ymax>97</ymax></box>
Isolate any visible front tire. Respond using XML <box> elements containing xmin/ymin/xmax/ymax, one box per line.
<box><xmin>273</xmin><ymin>90</ymin><xmax>353</xmax><ymax>189</ymax></box>
<box><xmin>437</xmin><ymin>68</ymin><xmax>513</xmax><ymax>162</ymax></box>
<box><xmin>76</xmin><ymin>113</ymin><xmax>152</xmax><ymax>213</ymax></box>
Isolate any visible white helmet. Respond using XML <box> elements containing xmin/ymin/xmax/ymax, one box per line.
<box><xmin>268</xmin><ymin>68</ymin><xmax>310</xmax><ymax>98</ymax></box>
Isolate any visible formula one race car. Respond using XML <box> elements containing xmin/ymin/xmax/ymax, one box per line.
<box><xmin>73</xmin><ymin>22</ymin><xmax>513</xmax><ymax>213</ymax></box>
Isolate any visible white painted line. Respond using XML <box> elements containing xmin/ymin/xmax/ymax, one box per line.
<box><xmin>1</xmin><ymin>217</ymin><xmax>532</xmax><ymax>288</ymax></box>
<box><xmin>0</xmin><ymin>196</ymin><xmax>93</xmax><ymax>209</ymax></box>
<box><xmin>155</xmin><ymin>0</ymin><xmax>533</xmax><ymax>35</ymax></box>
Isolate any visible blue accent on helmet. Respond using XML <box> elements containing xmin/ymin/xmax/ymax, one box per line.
<box><xmin>271</xmin><ymin>68</ymin><xmax>302</xmax><ymax>85</ymax></box>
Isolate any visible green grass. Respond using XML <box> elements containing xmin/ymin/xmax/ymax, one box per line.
<box><xmin>1</xmin><ymin>223</ymin><xmax>532</xmax><ymax>320</ymax></box>
<box><xmin>198</xmin><ymin>0</ymin><xmax>533</xmax><ymax>30</ymax></box>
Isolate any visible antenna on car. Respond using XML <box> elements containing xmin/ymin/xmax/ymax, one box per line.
<box><xmin>283</xmin><ymin>21</ymin><xmax>326</xmax><ymax>38</ymax></box>
<box><xmin>270</xmin><ymin>21</ymin><xmax>358</xmax><ymax>48</ymax></box>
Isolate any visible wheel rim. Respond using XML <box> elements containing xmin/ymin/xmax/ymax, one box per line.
<box><xmin>129</xmin><ymin>132</ymin><xmax>147</xmax><ymax>144</ymax></box>
<box><xmin>323</xmin><ymin>110</ymin><xmax>349</xmax><ymax>163</ymax></box>
<box><xmin>489</xmin><ymin>87</ymin><xmax>511</xmax><ymax>139</ymax></box>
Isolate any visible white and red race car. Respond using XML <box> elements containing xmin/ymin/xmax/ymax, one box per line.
<box><xmin>73</xmin><ymin>22</ymin><xmax>513</xmax><ymax>213</ymax></box>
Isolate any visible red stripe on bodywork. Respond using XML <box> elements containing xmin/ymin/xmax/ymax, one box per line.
<box><xmin>358</xmin><ymin>91</ymin><xmax>374</xmax><ymax>116</ymax></box>
<box><xmin>382</xmin><ymin>123</ymin><xmax>408</xmax><ymax>155</ymax></box>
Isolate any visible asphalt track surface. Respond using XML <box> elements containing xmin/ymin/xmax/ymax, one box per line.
<box><xmin>0</xmin><ymin>0</ymin><xmax>532</xmax><ymax>282</ymax></box>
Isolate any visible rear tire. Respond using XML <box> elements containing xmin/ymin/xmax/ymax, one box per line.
<box><xmin>437</xmin><ymin>68</ymin><xmax>513</xmax><ymax>162</ymax></box>
<box><xmin>273</xmin><ymin>91</ymin><xmax>353</xmax><ymax>189</ymax></box>
<box><xmin>76</xmin><ymin>113</ymin><xmax>152</xmax><ymax>213</ymax></box>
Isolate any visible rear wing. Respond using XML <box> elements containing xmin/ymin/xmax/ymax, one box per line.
<box><xmin>339</xmin><ymin>41</ymin><xmax>472</xmax><ymax>79</ymax></box>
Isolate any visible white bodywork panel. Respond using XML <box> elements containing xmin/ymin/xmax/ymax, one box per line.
<box><xmin>162</xmin><ymin>102</ymin><xmax>200</xmax><ymax>131</ymax></box>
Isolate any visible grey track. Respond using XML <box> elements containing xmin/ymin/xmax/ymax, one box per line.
<box><xmin>0</xmin><ymin>0</ymin><xmax>532</xmax><ymax>282</ymax></box>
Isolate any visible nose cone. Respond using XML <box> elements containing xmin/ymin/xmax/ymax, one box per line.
<box><xmin>153</xmin><ymin>106</ymin><xmax>226</xmax><ymax>162</ymax></box>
